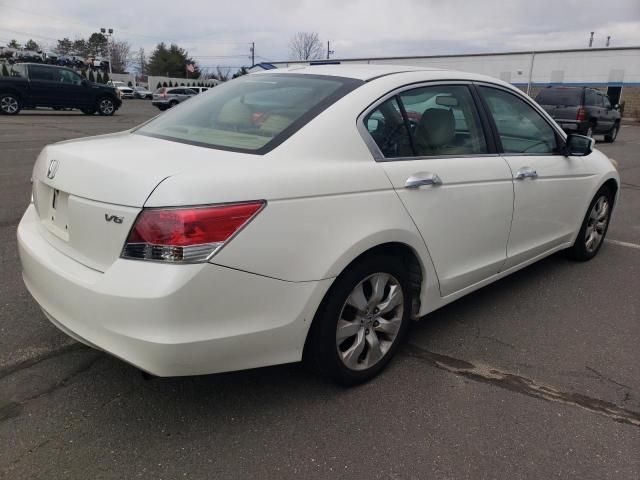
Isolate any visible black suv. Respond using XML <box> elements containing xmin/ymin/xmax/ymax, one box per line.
<box><xmin>0</xmin><ymin>63</ymin><xmax>121</xmax><ymax>115</ymax></box>
<box><xmin>535</xmin><ymin>87</ymin><xmax>620</xmax><ymax>142</ymax></box>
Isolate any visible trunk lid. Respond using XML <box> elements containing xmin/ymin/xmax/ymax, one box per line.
<box><xmin>31</xmin><ymin>132</ymin><xmax>238</xmax><ymax>272</ymax></box>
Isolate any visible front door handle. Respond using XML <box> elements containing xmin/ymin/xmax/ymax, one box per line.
<box><xmin>515</xmin><ymin>167</ymin><xmax>538</xmax><ymax>180</ymax></box>
<box><xmin>405</xmin><ymin>172</ymin><xmax>443</xmax><ymax>189</ymax></box>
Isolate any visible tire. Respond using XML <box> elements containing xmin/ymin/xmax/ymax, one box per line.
<box><xmin>304</xmin><ymin>254</ymin><xmax>412</xmax><ymax>386</ymax></box>
<box><xmin>169</xmin><ymin>100</ymin><xmax>178</xmax><ymax>108</ymax></box>
<box><xmin>96</xmin><ymin>97</ymin><xmax>116</xmax><ymax>116</ymax></box>
<box><xmin>81</xmin><ymin>108</ymin><xmax>95</xmax><ymax>115</ymax></box>
<box><xmin>157</xmin><ymin>105</ymin><xmax>168</xmax><ymax>111</ymax></box>
<box><xmin>0</xmin><ymin>93</ymin><xmax>21</xmax><ymax>115</ymax></box>
<box><xmin>583</xmin><ymin>124</ymin><xmax>594</xmax><ymax>138</ymax></box>
<box><xmin>604</xmin><ymin>123</ymin><xmax>619</xmax><ymax>143</ymax></box>
<box><xmin>567</xmin><ymin>186</ymin><xmax>614</xmax><ymax>261</ymax></box>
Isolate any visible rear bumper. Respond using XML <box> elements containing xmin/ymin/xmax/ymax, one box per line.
<box><xmin>18</xmin><ymin>204</ymin><xmax>331</xmax><ymax>376</ymax></box>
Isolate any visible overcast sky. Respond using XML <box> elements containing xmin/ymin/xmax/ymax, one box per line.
<box><xmin>1</xmin><ymin>0</ymin><xmax>639</xmax><ymax>71</ymax></box>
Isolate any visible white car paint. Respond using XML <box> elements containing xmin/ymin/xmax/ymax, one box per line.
<box><xmin>18</xmin><ymin>65</ymin><xmax>619</xmax><ymax>377</ymax></box>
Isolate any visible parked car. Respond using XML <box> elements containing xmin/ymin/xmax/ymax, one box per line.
<box><xmin>133</xmin><ymin>86</ymin><xmax>152</xmax><ymax>99</ymax></box>
<box><xmin>0</xmin><ymin>63</ymin><xmax>121</xmax><ymax>115</ymax></box>
<box><xmin>17</xmin><ymin>66</ymin><xmax>619</xmax><ymax>385</ymax></box>
<box><xmin>535</xmin><ymin>86</ymin><xmax>621</xmax><ymax>142</ymax></box>
<box><xmin>189</xmin><ymin>86</ymin><xmax>210</xmax><ymax>94</ymax></box>
<box><xmin>152</xmin><ymin>87</ymin><xmax>197</xmax><ymax>110</ymax></box>
<box><xmin>107</xmin><ymin>81</ymin><xmax>134</xmax><ymax>99</ymax></box>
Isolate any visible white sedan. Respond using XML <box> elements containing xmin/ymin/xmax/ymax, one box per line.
<box><xmin>18</xmin><ymin>65</ymin><xmax>619</xmax><ymax>385</ymax></box>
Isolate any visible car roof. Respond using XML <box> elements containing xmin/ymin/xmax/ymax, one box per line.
<box><xmin>251</xmin><ymin>63</ymin><xmax>512</xmax><ymax>86</ymax></box>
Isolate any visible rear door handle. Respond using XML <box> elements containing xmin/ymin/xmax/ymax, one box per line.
<box><xmin>405</xmin><ymin>172</ymin><xmax>443</xmax><ymax>189</ymax></box>
<box><xmin>515</xmin><ymin>167</ymin><xmax>538</xmax><ymax>180</ymax></box>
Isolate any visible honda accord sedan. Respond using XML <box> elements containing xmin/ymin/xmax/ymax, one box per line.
<box><xmin>18</xmin><ymin>65</ymin><xmax>619</xmax><ymax>385</ymax></box>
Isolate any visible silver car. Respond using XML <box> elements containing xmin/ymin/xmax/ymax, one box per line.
<box><xmin>152</xmin><ymin>87</ymin><xmax>197</xmax><ymax>110</ymax></box>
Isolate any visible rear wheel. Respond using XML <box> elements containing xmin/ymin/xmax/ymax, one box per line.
<box><xmin>604</xmin><ymin>123</ymin><xmax>619</xmax><ymax>143</ymax></box>
<box><xmin>169</xmin><ymin>100</ymin><xmax>178</xmax><ymax>108</ymax></box>
<box><xmin>0</xmin><ymin>93</ymin><xmax>21</xmax><ymax>115</ymax></box>
<box><xmin>567</xmin><ymin>186</ymin><xmax>613</xmax><ymax>261</ymax></box>
<box><xmin>304</xmin><ymin>255</ymin><xmax>412</xmax><ymax>386</ymax></box>
<box><xmin>96</xmin><ymin>97</ymin><xmax>116</xmax><ymax>116</ymax></box>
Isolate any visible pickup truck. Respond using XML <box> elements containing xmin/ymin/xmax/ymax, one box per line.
<box><xmin>535</xmin><ymin>86</ymin><xmax>621</xmax><ymax>143</ymax></box>
<box><xmin>0</xmin><ymin>63</ymin><xmax>122</xmax><ymax>116</ymax></box>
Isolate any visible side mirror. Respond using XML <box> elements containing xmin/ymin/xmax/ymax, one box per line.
<box><xmin>564</xmin><ymin>134</ymin><xmax>594</xmax><ymax>157</ymax></box>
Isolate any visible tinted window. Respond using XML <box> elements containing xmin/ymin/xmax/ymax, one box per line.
<box><xmin>364</xmin><ymin>97</ymin><xmax>412</xmax><ymax>158</ymax></box>
<box><xmin>603</xmin><ymin>95</ymin><xmax>611</xmax><ymax>109</ymax></box>
<box><xmin>29</xmin><ymin>65</ymin><xmax>58</xmax><ymax>81</ymax></box>
<box><xmin>185</xmin><ymin>89</ymin><xmax>197</xmax><ymax>95</ymax></box>
<box><xmin>398</xmin><ymin>85</ymin><xmax>487</xmax><ymax>156</ymax></box>
<box><xmin>136</xmin><ymin>74</ymin><xmax>360</xmax><ymax>153</ymax></box>
<box><xmin>535</xmin><ymin>89</ymin><xmax>582</xmax><ymax>106</ymax></box>
<box><xmin>480</xmin><ymin>86</ymin><xmax>559</xmax><ymax>154</ymax></box>
<box><xmin>585</xmin><ymin>90</ymin><xmax>597</xmax><ymax>106</ymax></box>
<box><xmin>596</xmin><ymin>93</ymin><xmax>605</xmax><ymax>107</ymax></box>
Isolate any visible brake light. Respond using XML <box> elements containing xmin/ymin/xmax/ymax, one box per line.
<box><xmin>577</xmin><ymin>106</ymin><xmax>586</xmax><ymax>122</ymax></box>
<box><xmin>122</xmin><ymin>201</ymin><xmax>265</xmax><ymax>263</ymax></box>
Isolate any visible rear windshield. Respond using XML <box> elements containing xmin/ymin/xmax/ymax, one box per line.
<box><xmin>535</xmin><ymin>89</ymin><xmax>583</xmax><ymax>106</ymax></box>
<box><xmin>135</xmin><ymin>74</ymin><xmax>362</xmax><ymax>154</ymax></box>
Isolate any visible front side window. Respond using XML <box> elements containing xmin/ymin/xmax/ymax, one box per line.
<box><xmin>363</xmin><ymin>84</ymin><xmax>487</xmax><ymax>159</ymax></box>
<box><xmin>59</xmin><ymin>69</ymin><xmax>82</xmax><ymax>85</ymax></box>
<box><xmin>480</xmin><ymin>86</ymin><xmax>559</xmax><ymax>155</ymax></box>
<box><xmin>136</xmin><ymin>74</ymin><xmax>361</xmax><ymax>153</ymax></box>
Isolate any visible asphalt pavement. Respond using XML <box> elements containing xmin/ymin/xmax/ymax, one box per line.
<box><xmin>0</xmin><ymin>102</ymin><xmax>638</xmax><ymax>479</ymax></box>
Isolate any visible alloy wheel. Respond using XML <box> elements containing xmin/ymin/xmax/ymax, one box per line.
<box><xmin>585</xmin><ymin>195</ymin><xmax>609</xmax><ymax>253</ymax></box>
<box><xmin>1</xmin><ymin>96</ymin><xmax>19</xmax><ymax>114</ymax></box>
<box><xmin>99</xmin><ymin>99</ymin><xmax>114</xmax><ymax>115</ymax></box>
<box><xmin>336</xmin><ymin>273</ymin><xmax>404</xmax><ymax>371</ymax></box>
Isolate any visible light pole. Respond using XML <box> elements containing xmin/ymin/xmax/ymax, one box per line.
<box><xmin>100</xmin><ymin>27</ymin><xmax>113</xmax><ymax>77</ymax></box>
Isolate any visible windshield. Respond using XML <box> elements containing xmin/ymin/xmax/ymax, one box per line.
<box><xmin>135</xmin><ymin>73</ymin><xmax>362</xmax><ymax>154</ymax></box>
<box><xmin>535</xmin><ymin>89</ymin><xmax>583</xmax><ymax>106</ymax></box>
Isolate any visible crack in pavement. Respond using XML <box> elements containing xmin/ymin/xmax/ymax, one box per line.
<box><xmin>404</xmin><ymin>343</ymin><xmax>640</xmax><ymax>428</ymax></box>
<box><xmin>0</xmin><ymin>340</ymin><xmax>81</xmax><ymax>380</ymax></box>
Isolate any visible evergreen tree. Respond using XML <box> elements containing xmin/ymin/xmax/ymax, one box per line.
<box><xmin>162</xmin><ymin>81</ymin><xmax>167</xmax><ymax>87</ymax></box>
<box><xmin>127</xmin><ymin>81</ymin><xmax>133</xmax><ymax>87</ymax></box>
<box><xmin>88</xmin><ymin>70</ymin><xmax>95</xmax><ymax>82</ymax></box>
<box><xmin>157</xmin><ymin>82</ymin><xmax>162</xmax><ymax>89</ymax></box>
<box><xmin>147</xmin><ymin>42</ymin><xmax>200</xmax><ymax>78</ymax></box>
<box><xmin>103</xmin><ymin>72</ymin><xmax>110</xmax><ymax>83</ymax></box>
<box><xmin>1</xmin><ymin>64</ymin><xmax>9</xmax><ymax>76</ymax></box>
<box><xmin>24</xmin><ymin>39</ymin><xmax>40</xmax><ymax>51</ymax></box>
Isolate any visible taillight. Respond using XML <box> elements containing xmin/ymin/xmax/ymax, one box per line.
<box><xmin>122</xmin><ymin>201</ymin><xmax>265</xmax><ymax>263</ymax></box>
<box><xmin>576</xmin><ymin>106</ymin><xmax>586</xmax><ymax>122</ymax></box>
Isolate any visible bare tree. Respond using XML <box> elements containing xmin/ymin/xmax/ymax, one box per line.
<box><xmin>109</xmin><ymin>40</ymin><xmax>131</xmax><ymax>73</ymax></box>
<box><xmin>288</xmin><ymin>32</ymin><xmax>323</xmax><ymax>61</ymax></box>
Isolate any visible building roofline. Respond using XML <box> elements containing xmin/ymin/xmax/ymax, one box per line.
<box><xmin>270</xmin><ymin>46</ymin><xmax>640</xmax><ymax>65</ymax></box>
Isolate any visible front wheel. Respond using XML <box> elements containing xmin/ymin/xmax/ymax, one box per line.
<box><xmin>96</xmin><ymin>97</ymin><xmax>116</xmax><ymax>116</ymax></box>
<box><xmin>567</xmin><ymin>186</ymin><xmax>613</xmax><ymax>261</ymax></box>
<box><xmin>0</xmin><ymin>93</ymin><xmax>21</xmax><ymax>115</ymax></box>
<box><xmin>304</xmin><ymin>255</ymin><xmax>412</xmax><ymax>386</ymax></box>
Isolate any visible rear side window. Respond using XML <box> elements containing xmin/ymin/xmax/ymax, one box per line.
<box><xmin>363</xmin><ymin>84</ymin><xmax>487</xmax><ymax>158</ymax></box>
<box><xmin>535</xmin><ymin>89</ymin><xmax>582</xmax><ymax>106</ymax></box>
<box><xmin>29</xmin><ymin>65</ymin><xmax>58</xmax><ymax>81</ymax></box>
<box><xmin>585</xmin><ymin>90</ymin><xmax>597</xmax><ymax>106</ymax></box>
<box><xmin>136</xmin><ymin>74</ymin><xmax>362</xmax><ymax>154</ymax></box>
<box><xmin>480</xmin><ymin>86</ymin><xmax>559</xmax><ymax>154</ymax></box>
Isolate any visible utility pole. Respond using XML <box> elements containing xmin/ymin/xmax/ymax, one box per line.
<box><xmin>100</xmin><ymin>27</ymin><xmax>113</xmax><ymax>76</ymax></box>
<box><xmin>589</xmin><ymin>31</ymin><xmax>594</xmax><ymax>48</ymax></box>
<box><xmin>326</xmin><ymin>41</ymin><xmax>334</xmax><ymax>60</ymax></box>
<box><xmin>606</xmin><ymin>36</ymin><xmax>611</xmax><ymax>47</ymax></box>
<box><xmin>250</xmin><ymin>42</ymin><xmax>255</xmax><ymax>66</ymax></box>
